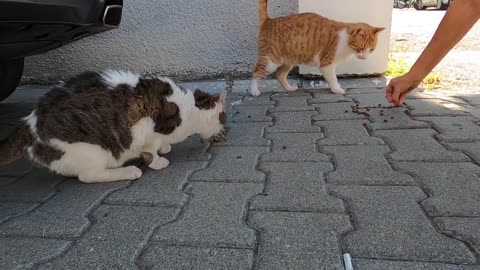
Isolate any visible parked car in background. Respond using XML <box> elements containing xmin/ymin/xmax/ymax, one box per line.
<box><xmin>0</xmin><ymin>0</ymin><xmax>123</xmax><ymax>101</ymax></box>
<box><xmin>413</xmin><ymin>0</ymin><xmax>452</xmax><ymax>10</ymax></box>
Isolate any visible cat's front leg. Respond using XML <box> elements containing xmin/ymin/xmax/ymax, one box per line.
<box><xmin>320</xmin><ymin>65</ymin><xmax>346</xmax><ymax>94</ymax></box>
<box><xmin>158</xmin><ymin>144</ymin><xmax>171</xmax><ymax>154</ymax></box>
<box><xmin>140</xmin><ymin>152</ymin><xmax>170</xmax><ymax>170</ymax></box>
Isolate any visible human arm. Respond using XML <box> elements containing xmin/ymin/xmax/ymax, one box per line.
<box><xmin>386</xmin><ymin>0</ymin><xmax>480</xmax><ymax>106</ymax></box>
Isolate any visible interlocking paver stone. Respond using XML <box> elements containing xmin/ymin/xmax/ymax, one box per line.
<box><xmin>38</xmin><ymin>205</ymin><xmax>176</xmax><ymax>270</ymax></box>
<box><xmin>406</xmin><ymin>99</ymin><xmax>469</xmax><ymax>116</ymax></box>
<box><xmin>317</xmin><ymin>120</ymin><xmax>384</xmax><ymax>145</ymax></box>
<box><xmin>309</xmin><ymin>90</ymin><xmax>353</xmax><ymax>103</ymax></box>
<box><xmin>367</xmin><ymin>107</ymin><xmax>430</xmax><ymax>130</ymax></box>
<box><xmin>229</xmin><ymin>105</ymin><xmax>273</xmax><ymax>123</ymax></box>
<box><xmin>374</xmin><ymin>129</ymin><xmax>469</xmax><ymax>161</ymax></box>
<box><xmin>165</xmin><ymin>136</ymin><xmax>211</xmax><ymax>162</ymax></box>
<box><xmin>232</xmin><ymin>79</ymin><xmax>298</xmax><ymax>94</ymax></box>
<box><xmin>219</xmin><ymin>122</ymin><xmax>270</xmax><ymax>146</ymax></box>
<box><xmin>0</xmin><ymin>159</ymin><xmax>32</xmax><ymax>179</ymax></box>
<box><xmin>435</xmin><ymin>217</ymin><xmax>480</xmax><ymax>254</ymax></box>
<box><xmin>267</xmin><ymin>111</ymin><xmax>320</xmax><ymax>133</ymax></box>
<box><xmin>140</xmin><ymin>245</ymin><xmax>253</xmax><ymax>270</ymax></box>
<box><xmin>353</xmin><ymin>259</ymin><xmax>477</xmax><ymax>270</ymax></box>
<box><xmin>445</xmin><ymin>142</ymin><xmax>480</xmax><ymax>164</ymax></box>
<box><xmin>269</xmin><ymin>95</ymin><xmax>314</xmax><ymax>112</ymax></box>
<box><xmin>249</xmin><ymin>212</ymin><xmax>352</xmax><ymax>270</ymax></box>
<box><xmin>261</xmin><ymin>133</ymin><xmax>329</xmax><ymax>162</ymax></box>
<box><xmin>396</xmin><ymin>162</ymin><xmax>480</xmax><ymax>217</ymax></box>
<box><xmin>0</xmin><ymin>180</ymin><xmax>127</xmax><ymax>237</ymax></box>
<box><xmin>0</xmin><ymin>177</ymin><xmax>15</xmax><ymax>186</ymax></box>
<box><xmin>347</xmin><ymin>93</ymin><xmax>393</xmax><ymax>108</ymax></box>
<box><xmin>323</xmin><ymin>145</ymin><xmax>414</xmax><ymax>185</ymax></box>
<box><xmin>240</xmin><ymin>94</ymin><xmax>275</xmax><ymax>106</ymax></box>
<box><xmin>347</xmin><ymin>88</ymin><xmax>386</xmax><ymax>94</ymax></box>
<box><xmin>0</xmin><ymin>168</ymin><xmax>64</xmax><ymax>202</ymax></box>
<box><xmin>312</xmin><ymin>102</ymin><xmax>367</xmax><ymax>121</ymax></box>
<box><xmin>105</xmin><ymin>161</ymin><xmax>206</xmax><ymax>207</ymax></box>
<box><xmin>0</xmin><ymin>238</ymin><xmax>70</xmax><ymax>269</ymax></box>
<box><xmin>417</xmin><ymin>116</ymin><xmax>480</xmax><ymax>142</ymax></box>
<box><xmin>0</xmin><ymin>202</ymin><xmax>37</xmax><ymax>224</ymax></box>
<box><xmin>250</xmin><ymin>162</ymin><xmax>343</xmax><ymax>212</ymax></box>
<box><xmin>458</xmin><ymin>95</ymin><xmax>480</xmax><ymax>106</ymax></box>
<box><xmin>191</xmin><ymin>146</ymin><xmax>267</xmax><ymax>182</ymax></box>
<box><xmin>154</xmin><ymin>182</ymin><xmax>262</xmax><ymax>248</ymax></box>
<box><xmin>331</xmin><ymin>186</ymin><xmax>475</xmax><ymax>263</ymax></box>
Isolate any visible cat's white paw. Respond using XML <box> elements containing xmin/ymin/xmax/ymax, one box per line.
<box><xmin>159</xmin><ymin>144</ymin><xmax>171</xmax><ymax>154</ymax></box>
<box><xmin>124</xmin><ymin>166</ymin><xmax>143</xmax><ymax>180</ymax></box>
<box><xmin>286</xmin><ymin>85</ymin><xmax>298</xmax><ymax>92</ymax></box>
<box><xmin>250</xmin><ymin>87</ymin><xmax>261</xmax><ymax>97</ymax></box>
<box><xmin>331</xmin><ymin>87</ymin><xmax>346</xmax><ymax>94</ymax></box>
<box><xmin>250</xmin><ymin>80</ymin><xmax>261</xmax><ymax>96</ymax></box>
<box><xmin>149</xmin><ymin>157</ymin><xmax>170</xmax><ymax>170</ymax></box>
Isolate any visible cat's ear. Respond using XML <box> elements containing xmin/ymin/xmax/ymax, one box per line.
<box><xmin>374</xmin><ymin>27</ymin><xmax>385</xmax><ymax>35</ymax></box>
<box><xmin>218</xmin><ymin>90</ymin><xmax>227</xmax><ymax>106</ymax></box>
<box><xmin>353</xmin><ymin>28</ymin><xmax>366</xmax><ymax>37</ymax></box>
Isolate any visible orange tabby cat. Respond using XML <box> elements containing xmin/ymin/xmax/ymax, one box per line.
<box><xmin>250</xmin><ymin>0</ymin><xmax>385</xmax><ymax>96</ymax></box>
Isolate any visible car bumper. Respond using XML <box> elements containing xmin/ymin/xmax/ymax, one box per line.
<box><xmin>0</xmin><ymin>0</ymin><xmax>123</xmax><ymax>59</ymax></box>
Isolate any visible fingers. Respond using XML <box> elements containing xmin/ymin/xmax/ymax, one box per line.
<box><xmin>391</xmin><ymin>84</ymin><xmax>402</xmax><ymax>106</ymax></box>
<box><xmin>398</xmin><ymin>93</ymin><xmax>408</xmax><ymax>106</ymax></box>
<box><xmin>386</xmin><ymin>83</ymin><xmax>394</xmax><ymax>103</ymax></box>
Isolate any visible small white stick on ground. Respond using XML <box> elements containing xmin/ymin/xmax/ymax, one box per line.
<box><xmin>343</xmin><ymin>253</ymin><xmax>353</xmax><ymax>270</ymax></box>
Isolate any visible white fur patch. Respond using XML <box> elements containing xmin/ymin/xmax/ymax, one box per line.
<box><xmin>101</xmin><ymin>70</ymin><xmax>140</xmax><ymax>88</ymax></box>
<box><xmin>266</xmin><ymin>61</ymin><xmax>281</xmax><ymax>73</ymax></box>
<box><xmin>23</xmin><ymin>110</ymin><xmax>38</xmax><ymax>139</ymax></box>
<box><xmin>334</xmin><ymin>29</ymin><xmax>354</xmax><ymax>63</ymax></box>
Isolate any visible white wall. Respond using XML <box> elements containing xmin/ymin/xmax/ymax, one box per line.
<box><xmin>23</xmin><ymin>0</ymin><xmax>298</xmax><ymax>83</ymax></box>
<box><xmin>299</xmin><ymin>0</ymin><xmax>393</xmax><ymax>76</ymax></box>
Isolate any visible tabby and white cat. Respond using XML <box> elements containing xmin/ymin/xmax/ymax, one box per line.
<box><xmin>250</xmin><ymin>0</ymin><xmax>385</xmax><ymax>96</ymax></box>
<box><xmin>0</xmin><ymin>70</ymin><xmax>226</xmax><ymax>183</ymax></box>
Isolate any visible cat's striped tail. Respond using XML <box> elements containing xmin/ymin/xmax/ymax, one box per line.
<box><xmin>0</xmin><ymin>124</ymin><xmax>32</xmax><ymax>165</ymax></box>
<box><xmin>259</xmin><ymin>0</ymin><xmax>269</xmax><ymax>28</ymax></box>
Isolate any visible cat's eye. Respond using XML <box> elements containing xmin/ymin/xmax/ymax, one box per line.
<box><xmin>369</xmin><ymin>49</ymin><xmax>374</xmax><ymax>53</ymax></box>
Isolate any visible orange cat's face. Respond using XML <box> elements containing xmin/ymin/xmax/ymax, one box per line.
<box><xmin>348</xmin><ymin>24</ymin><xmax>385</xmax><ymax>60</ymax></box>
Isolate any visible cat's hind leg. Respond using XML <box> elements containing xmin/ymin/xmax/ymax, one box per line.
<box><xmin>276</xmin><ymin>64</ymin><xmax>297</xmax><ymax>91</ymax></box>
<box><xmin>320</xmin><ymin>64</ymin><xmax>346</xmax><ymax>94</ymax></box>
<box><xmin>250</xmin><ymin>58</ymin><xmax>280</xmax><ymax>96</ymax></box>
<box><xmin>78</xmin><ymin>166</ymin><xmax>142</xmax><ymax>183</ymax></box>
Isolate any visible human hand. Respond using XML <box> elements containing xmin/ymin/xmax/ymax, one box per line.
<box><xmin>386</xmin><ymin>73</ymin><xmax>422</xmax><ymax>106</ymax></box>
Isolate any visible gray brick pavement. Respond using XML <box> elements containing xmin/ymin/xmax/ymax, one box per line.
<box><xmin>140</xmin><ymin>245</ymin><xmax>253</xmax><ymax>270</ymax></box>
<box><xmin>374</xmin><ymin>129</ymin><xmax>470</xmax><ymax>161</ymax></box>
<box><xmin>249</xmin><ymin>211</ymin><xmax>352</xmax><ymax>270</ymax></box>
<box><xmin>261</xmin><ymin>132</ymin><xmax>329</xmax><ymax>162</ymax></box>
<box><xmin>190</xmin><ymin>146</ymin><xmax>268</xmax><ymax>182</ymax></box>
<box><xmin>395</xmin><ymin>162</ymin><xmax>480</xmax><ymax>217</ymax></box>
<box><xmin>331</xmin><ymin>186</ymin><xmax>476</xmax><ymax>264</ymax></box>
<box><xmin>153</xmin><ymin>182</ymin><xmax>262</xmax><ymax>248</ymax></box>
<box><xmin>322</xmin><ymin>145</ymin><xmax>415</xmax><ymax>185</ymax></box>
<box><xmin>38</xmin><ymin>205</ymin><xmax>176</xmax><ymax>269</ymax></box>
<box><xmin>105</xmin><ymin>161</ymin><xmax>206</xmax><ymax>207</ymax></box>
<box><xmin>317</xmin><ymin>120</ymin><xmax>384</xmax><ymax>145</ymax></box>
<box><xmin>0</xmin><ymin>180</ymin><xmax>127</xmax><ymax>237</ymax></box>
<box><xmin>417</xmin><ymin>116</ymin><xmax>480</xmax><ymax>142</ymax></box>
<box><xmin>1</xmin><ymin>82</ymin><xmax>480</xmax><ymax>269</ymax></box>
<box><xmin>267</xmin><ymin>111</ymin><xmax>320</xmax><ymax>133</ymax></box>
<box><xmin>312</xmin><ymin>102</ymin><xmax>367</xmax><ymax>121</ymax></box>
<box><xmin>250</xmin><ymin>162</ymin><xmax>344</xmax><ymax>212</ymax></box>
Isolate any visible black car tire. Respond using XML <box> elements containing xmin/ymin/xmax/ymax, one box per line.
<box><xmin>414</xmin><ymin>0</ymin><xmax>426</xmax><ymax>10</ymax></box>
<box><xmin>437</xmin><ymin>0</ymin><xmax>449</xmax><ymax>10</ymax></box>
<box><xmin>0</xmin><ymin>58</ymin><xmax>24</xmax><ymax>102</ymax></box>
